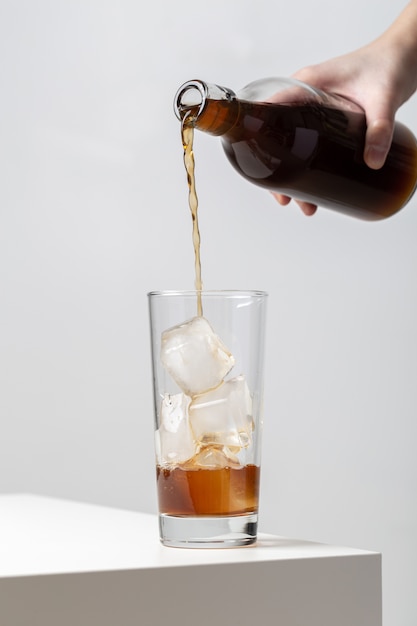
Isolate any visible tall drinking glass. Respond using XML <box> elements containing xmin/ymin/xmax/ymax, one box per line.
<box><xmin>148</xmin><ymin>290</ymin><xmax>267</xmax><ymax>548</ymax></box>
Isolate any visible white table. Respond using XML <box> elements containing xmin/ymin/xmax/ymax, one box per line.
<box><xmin>0</xmin><ymin>494</ymin><xmax>382</xmax><ymax>626</ymax></box>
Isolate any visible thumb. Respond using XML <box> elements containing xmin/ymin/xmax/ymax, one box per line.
<box><xmin>363</xmin><ymin>117</ymin><xmax>394</xmax><ymax>169</ymax></box>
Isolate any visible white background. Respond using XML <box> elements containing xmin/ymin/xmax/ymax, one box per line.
<box><xmin>0</xmin><ymin>1</ymin><xmax>416</xmax><ymax>624</ymax></box>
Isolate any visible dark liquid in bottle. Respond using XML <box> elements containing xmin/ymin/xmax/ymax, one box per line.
<box><xmin>221</xmin><ymin>101</ymin><xmax>417</xmax><ymax>220</ymax></box>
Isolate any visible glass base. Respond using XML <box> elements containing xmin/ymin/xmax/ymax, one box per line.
<box><xmin>159</xmin><ymin>513</ymin><xmax>258</xmax><ymax>548</ymax></box>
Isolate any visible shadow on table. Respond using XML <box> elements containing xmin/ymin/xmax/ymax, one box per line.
<box><xmin>254</xmin><ymin>536</ymin><xmax>321</xmax><ymax>549</ymax></box>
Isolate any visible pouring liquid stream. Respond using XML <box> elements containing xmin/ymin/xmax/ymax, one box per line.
<box><xmin>182</xmin><ymin>113</ymin><xmax>203</xmax><ymax>317</ymax></box>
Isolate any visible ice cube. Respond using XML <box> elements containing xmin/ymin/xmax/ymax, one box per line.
<box><xmin>155</xmin><ymin>393</ymin><xmax>196</xmax><ymax>465</ymax></box>
<box><xmin>184</xmin><ymin>445</ymin><xmax>241</xmax><ymax>469</ymax></box>
<box><xmin>189</xmin><ymin>375</ymin><xmax>254</xmax><ymax>449</ymax></box>
<box><xmin>161</xmin><ymin>316</ymin><xmax>235</xmax><ymax>396</ymax></box>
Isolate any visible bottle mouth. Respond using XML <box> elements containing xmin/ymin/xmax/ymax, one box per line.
<box><xmin>174</xmin><ymin>80</ymin><xmax>208</xmax><ymax>121</ymax></box>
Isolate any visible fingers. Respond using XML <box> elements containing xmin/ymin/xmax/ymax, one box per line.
<box><xmin>271</xmin><ymin>192</ymin><xmax>318</xmax><ymax>216</ymax></box>
<box><xmin>298</xmin><ymin>201</ymin><xmax>318</xmax><ymax>216</ymax></box>
<box><xmin>272</xmin><ymin>192</ymin><xmax>291</xmax><ymax>206</ymax></box>
<box><xmin>363</xmin><ymin>118</ymin><xmax>394</xmax><ymax>169</ymax></box>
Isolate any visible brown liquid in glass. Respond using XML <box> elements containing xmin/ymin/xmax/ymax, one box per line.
<box><xmin>157</xmin><ymin>463</ymin><xmax>260</xmax><ymax>516</ymax></box>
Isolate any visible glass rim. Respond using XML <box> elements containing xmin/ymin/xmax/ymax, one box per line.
<box><xmin>147</xmin><ymin>289</ymin><xmax>268</xmax><ymax>299</ymax></box>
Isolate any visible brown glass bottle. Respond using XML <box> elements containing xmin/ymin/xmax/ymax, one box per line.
<box><xmin>174</xmin><ymin>78</ymin><xmax>417</xmax><ymax>220</ymax></box>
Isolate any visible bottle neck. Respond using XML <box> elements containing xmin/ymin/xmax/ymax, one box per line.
<box><xmin>174</xmin><ymin>80</ymin><xmax>239</xmax><ymax>136</ymax></box>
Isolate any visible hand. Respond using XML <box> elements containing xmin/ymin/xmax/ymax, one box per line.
<box><xmin>274</xmin><ymin>1</ymin><xmax>417</xmax><ymax>215</ymax></box>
